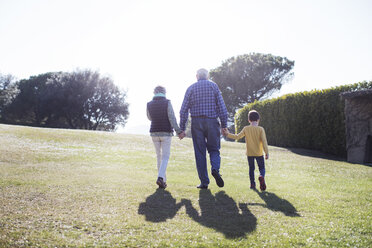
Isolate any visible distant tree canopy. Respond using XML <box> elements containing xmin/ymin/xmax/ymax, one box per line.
<box><xmin>0</xmin><ymin>74</ymin><xmax>18</xmax><ymax>120</ymax></box>
<box><xmin>210</xmin><ymin>53</ymin><xmax>295</xmax><ymax>122</ymax></box>
<box><xmin>0</xmin><ymin>70</ymin><xmax>129</xmax><ymax>131</ymax></box>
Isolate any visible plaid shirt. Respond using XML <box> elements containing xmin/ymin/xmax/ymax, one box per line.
<box><xmin>180</xmin><ymin>79</ymin><xmax>228</xmax><ymax>131</ymax></box>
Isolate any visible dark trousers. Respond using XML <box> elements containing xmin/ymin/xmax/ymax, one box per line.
<box><xmin>191</xmin><ymin>117</ymin><xmax>221</xmax><ymax>186</ymax></box>
<box><xmin>247</xmin><ymin>156</ymin><xmax>265</xmax><ymax>186</ymax></box>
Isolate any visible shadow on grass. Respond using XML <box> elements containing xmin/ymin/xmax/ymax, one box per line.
<box><xmin>138</xmin><ymin>188</ymin><xmax>183</xmax><ymax>222</ymax></box>
<box><xmin>182</xmin><ymin>190</ymin><xmax>257</xmax><ymax>239</ymax></box>
<box><xmin>249</xmin><ymin>190</ymin><xmax>300</xmax><ymax>217</ymax></box>
<box><xmin>138</xmin><ymin>189</ymin><xmax>295</xmax><ymax>238</ymax></box>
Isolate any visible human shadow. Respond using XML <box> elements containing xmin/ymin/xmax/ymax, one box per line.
<box><xmin>249</xmin><ymin>190</ymin><xmax>300</xmax><ymax>217</ymax></box>
<box><xmin>182</xmin><ymin>190</ymin><xmax>257</xmax><ymax>239</ymax></box>
<box><xmin>138</xmin><ymin>189</ymin><xmax>183</xmax><ymax>222</ymax></box>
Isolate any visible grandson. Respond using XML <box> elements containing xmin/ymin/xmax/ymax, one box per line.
<box><xmin>224</xmin><ymin>110</ymin><xmax>269</xmax><ymax>190</ymax></box>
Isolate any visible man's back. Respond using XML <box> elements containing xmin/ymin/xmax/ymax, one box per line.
<box><xmin>180</xmin><ymin>79</ymin><xmax>228</xmax><ymax>131</ymax></box>
<box><xmin>186</xmin><ymin>80</ymin><xmax>219</xmax><ymax>117</ymax></box>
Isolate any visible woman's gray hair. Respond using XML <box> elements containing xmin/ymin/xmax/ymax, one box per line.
<box><xmin>154</xmin><ymin>85</ymin><xmax>166</xmax><ymax>94</ymax></box>
<box><xmin>196</xmin><ymin>68</ymin><xmax>209</xmax><ymax>80</ymax></box>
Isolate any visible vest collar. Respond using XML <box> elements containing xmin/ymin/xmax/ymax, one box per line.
<box><xmin>153</xmin><ymin>93</ymin><xmax>166</xmax><ymax>99</ymax></box>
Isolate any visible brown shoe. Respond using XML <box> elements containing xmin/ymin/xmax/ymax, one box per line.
<box><xmin>259</xmin><ymin>176</ymin><xmax>266</xmax><ymax>191</ymax></box>
<box><xmin>156</xmin><ymin>177</ymin><xmax>166</xmax><ymax>188</ymax></box>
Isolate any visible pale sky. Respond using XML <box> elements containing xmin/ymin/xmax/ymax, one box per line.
<box><xmin>1</xmin><ymin>0</ymin><xmax>371</xmax><ymax>134</ymax></box>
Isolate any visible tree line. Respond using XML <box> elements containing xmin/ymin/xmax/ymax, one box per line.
<box><xmin>0</xmin><ymin>53</ymin><xmax>294</xmax><ymax>132</ymax></box>
<box><xmin>0</xmin><ymin>70</ymin><xmax>129</xmax><ymax>131</ymax></box>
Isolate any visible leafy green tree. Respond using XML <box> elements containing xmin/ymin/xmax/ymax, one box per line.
<box><xmin>210</xmin><ymin>53</ymin><xmax>294</xmax><ymax>122</ymax></box>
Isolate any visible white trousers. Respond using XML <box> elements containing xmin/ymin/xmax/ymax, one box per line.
<box><xmin>151</xmin><ymin>136</ymin><xmax>172</xmax><ymax>182</ymax></box>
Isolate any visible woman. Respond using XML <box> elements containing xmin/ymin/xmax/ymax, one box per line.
<box><xmin>147</xmin><ymin>86</ymin><xmax>182</xmax><ymax>188</ymax></box>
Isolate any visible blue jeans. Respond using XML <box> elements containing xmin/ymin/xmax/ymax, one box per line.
<box><xmin>191</xmin><ymin>117</ymin><xmax>221</xmax><ymax>186</ymax></box>
<box><xmin>247</xmin><ymin>156</ymin><xmax>265</xmax><ymax>186</ymax></box>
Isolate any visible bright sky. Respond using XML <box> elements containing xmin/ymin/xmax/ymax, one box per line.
<box><xmin>1</xmin><ymin>0</ymin><xmax>371</xmax><ymax>134</ymax></box>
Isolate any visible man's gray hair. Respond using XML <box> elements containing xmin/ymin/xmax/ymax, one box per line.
<box><xmin>154</xmin><ymin>85</ymin><xmax>166</xmax><ymax>94</ymax></box>
<box><xmin>196</xmin><ymin>68</ymin><xmax>209</xmax><ymax>80</ymax></box>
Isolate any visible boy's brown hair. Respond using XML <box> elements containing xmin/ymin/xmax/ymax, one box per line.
<box><xmin>248</xmin><ymin>110</ymin><xmax>260</xmax><ymax>122</ymax></box>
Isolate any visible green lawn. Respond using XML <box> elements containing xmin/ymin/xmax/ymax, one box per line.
<box><xmin>0</xmin><ymin>124</ymin><xmax>371</xmax><ymax>247</ymax></box>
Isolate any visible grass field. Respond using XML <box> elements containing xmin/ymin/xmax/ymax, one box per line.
<box><xmin>0</xmin><ymin>124</ymin><xmax>371</xmax><ymax>247</ymax></box>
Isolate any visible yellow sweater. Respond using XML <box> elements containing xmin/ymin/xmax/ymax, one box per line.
<box><xmin>227</xmin><ymin>125</ymin><xmax>269</xmax><ymax>156</ymax></box>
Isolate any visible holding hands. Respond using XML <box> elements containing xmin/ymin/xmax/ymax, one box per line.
<box><xmin>178</xmin><ymin>129</ymin><xmax>230</xmax><ymax>139</ymax></box>
<box><xmin>221</xmin><ymin>128</ymin><xmax>229</xmax><ymax>136</ymax></box>
<box><xmin>178</xmin><ymin>131</ymin><xmax>186</xmax><ymax>140</ymax></box>
<box><xmin>177</xmin><ymin>128</ymin><xmax>229</xmax><ymax>140</ymax></box>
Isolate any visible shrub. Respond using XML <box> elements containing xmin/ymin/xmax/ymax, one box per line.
<box><xmin>235</xmin><ymin>81</ymin><xmax>372</xmax><ymax>157</ymax></box>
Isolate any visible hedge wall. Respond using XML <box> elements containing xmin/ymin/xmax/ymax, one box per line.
<box><xmin>235</xmin><ymin>81</ymin><xmax>372</xmax><ymax>157</ymax></box>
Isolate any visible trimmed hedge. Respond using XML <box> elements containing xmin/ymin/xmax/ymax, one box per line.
<box><xmin>235</xmin><ymin>81</ymin><xmax>372</xmax><ymax>157</ymax></box>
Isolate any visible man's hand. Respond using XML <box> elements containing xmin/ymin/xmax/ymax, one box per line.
<box><xmin>221</xmin><ymin>128</ymin><xmax>229</xmax><ymax>136</ymax></box>
<box><xmin>265</xmin><ymin>154</ymin><xmax>269</xmax><ymax>160</ymax></box>
<box><xmin>178</xmin><ymin>131</ymin><xmax>186</xmax><ymax>140</ymax></box>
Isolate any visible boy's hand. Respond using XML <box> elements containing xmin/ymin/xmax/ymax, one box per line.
<box><xmin>265</xmin><ymin>154</ymin><xmax>269</xmax><ymax>160</ymax></box>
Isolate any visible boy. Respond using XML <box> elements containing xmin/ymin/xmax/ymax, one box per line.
<box><xmin>224</xmin><ymin>110</ymin><xmax>269</xmax><ymax>190</ymax></box>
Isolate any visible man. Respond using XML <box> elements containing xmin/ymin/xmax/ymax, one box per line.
<box><xmin>179</xmin><ymin>68</ymin><xmax>228</xmax><ymax>189</ymax></box>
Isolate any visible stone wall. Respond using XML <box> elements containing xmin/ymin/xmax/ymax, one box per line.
<box><xmin>344</xmin><ymin>96</ymin><xmax>372</xmax><ymax>163</ymax></box>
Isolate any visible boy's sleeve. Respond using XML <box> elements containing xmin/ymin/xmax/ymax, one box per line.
<box><xmin>227</xmin><ymin>127</ymin><xmax>246</xmax><ymax>140</ymax></box>
<box><xmin>261</xmin><ymin>128</ymin><xmax>269</xmax><ymax>155</ymax></box>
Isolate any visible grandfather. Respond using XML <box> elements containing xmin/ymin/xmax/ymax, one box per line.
<box><xmin>179</xmin><ymin>68</ymin><xmax>228</xmax><ymax>189</ymax></box>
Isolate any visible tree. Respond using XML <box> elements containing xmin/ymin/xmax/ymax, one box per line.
<box><xmin>210</xmin><ymin>53</ymin><xmax>294</xmax><ymax>122</ymax></box>
<box><xmin>3</xmin><ymin>72</ymin><xmax>59</xmax><ymax>126</ymax></box>
<box><xmin>0</xmin><ymin>73</ymin><xmax>18</xmax><ymax>121</ymax></box>
<box><xmin>3</xmin><ymin>70</ymin><xmax>130</xmax><ymax>131</ymax></box>
<box><xmin>0</xmin><ymin>73</ymin><xmax>16</xmax><ymax>91</ymax></box>
<box><xmin>49</xmin><ymin>69</ymin><xmax>129</xmax><ymax>131</ymax></box>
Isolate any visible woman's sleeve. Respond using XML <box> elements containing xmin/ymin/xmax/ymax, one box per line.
<box><xmin>168</xmin><ymin>101</ymin><xmax>181</xmax><ymax>134</ymax></box>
